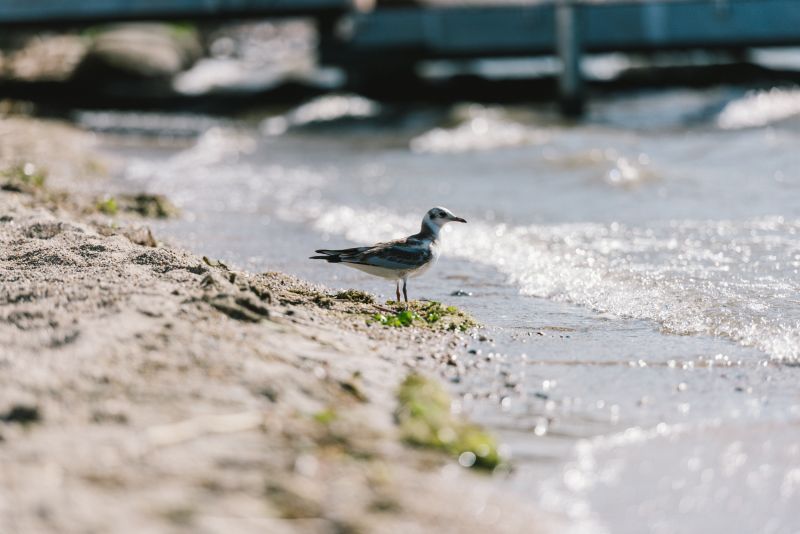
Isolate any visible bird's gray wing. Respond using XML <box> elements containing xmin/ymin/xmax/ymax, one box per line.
<box><xmin>341</xmin><ymin>239</ymin><xmax>431</xmax><ymax>270</ymax></box>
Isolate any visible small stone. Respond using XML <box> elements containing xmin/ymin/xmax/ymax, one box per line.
<box><xmin>0</xmin><ymin>404</ymin><xmax>41</xmax><ymax>424</ymax></box>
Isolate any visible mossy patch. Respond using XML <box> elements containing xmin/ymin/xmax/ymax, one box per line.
<box><xmin>282</xmin><ymin>286</ymin><xmax>347</xmax><ymax>309</ymax></box>
<box><xmin>1</xmin><ymin>163</ymin><xmax>47</xmax><ymax>193</ymax></box>
<box><xmin>256</xmin><ymin>275</ymin><xmax>477</xmax><ymax>333</ymax></box>
<box><xmin>119</xmin><ymin>193</ymin><xmax>178</xmax><ymax>218</ymax></box>
<box><xmin>313</xmin><ymin>408</ymin><xmax>337</xmax><ymax>425</ymax></box>
<box><xmin>373</xmin><ymin>309</ymin><xmax>416</xmax><ymax>327</ymax></box>
<box><xmin>396</xmin><ymin>374</ymin><xmax>501</xmax><ymax>470</ymax></box>
<box><xmin>335</xmin><ymin>289</ymin><xmax>374</xmax><ymax>304</ymax></box>
<box><xmin>93</xmin><ymin>193</ymin><xmax>177</xmax><ymax>218</ymax></box>
<box><xmin>168</xmin><ymin>22</ymin><xmax>198</xmax><ymax>39</ymax></box>
<box><xmin>312</xmin><ymin>294</ymin><xmax>334</xmax><ymax>308</ymax></box>
<box><xmin>96</xmin><ymin>196</ymin><xmax>119</xmax><ymax>215</ymax></box>
<box><xmin>372</xmin><ymin>301</ymin><xmax>477</xmax><ymax>332</ymax></box>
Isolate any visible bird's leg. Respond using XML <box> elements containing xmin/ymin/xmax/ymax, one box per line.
<box><xmin>402</xmin><ymin>279</ymin><xmax>408</xmax><ymax>306</ymax></box>
<box><xmin>395</xmin><ymin>280</ymin><xmax>401</xmax><ymax>304</ymax></box>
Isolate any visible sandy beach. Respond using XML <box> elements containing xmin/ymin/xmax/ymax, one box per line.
<box><xmin>3</xmin><ymin>8</ymin><xmax>800</xmax><ymax>532</ymax></box>
<box><xmin>0</xmin><ymin>116</ymin><xmax>553</xmax><ymax>534</ymax></box>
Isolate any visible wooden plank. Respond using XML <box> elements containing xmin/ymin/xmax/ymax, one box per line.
<box><xmin>344</xmin><ymin>0</ymin><xmax>800</xmax><ymax>58</ymax></box>
<box><xmin>348</xmin><ymin>6</ymin><xmax>553</xmax><ymax>53</ymax></box>
<box><xmin>582</xmin><ymin>0</ymin><xmax>800</xmax><ymax>50</ymax></box>
<box><xmin>0</xmin><ymin>0</ymin><xmax>351</xmax><ymax>24</ymax></box>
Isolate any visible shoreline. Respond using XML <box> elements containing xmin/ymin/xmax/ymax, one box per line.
<box><xmin>0</xmin><ymin>116</ymin><xmax>551</xmax><ymax>532</ymax></box>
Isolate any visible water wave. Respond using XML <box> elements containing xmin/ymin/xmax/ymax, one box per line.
<box><xmin>717</xmin><ymin>87</ymin><xmax>800</xmax><ymax>130</ymax></box>
<box><xmin>312</xmin><ymin>207</ymin><xmax>800</xmax><ymax>362</ymax></box>
<box><xmin>410</xmin><ymin>105</ymin><xmax>549</xmax><ymax>153</ymax></box>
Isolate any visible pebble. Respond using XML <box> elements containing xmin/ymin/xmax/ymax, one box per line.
<box><xmin>0</xmin><ymin>404</ymin><xmax>41</xmax><ymax>424</ymax></box>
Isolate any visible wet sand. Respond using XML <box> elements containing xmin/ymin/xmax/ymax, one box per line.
<box><xmin>0</xmin><ymin>117</ymin><xmax>554</xmax><ymax>533</ymax></box>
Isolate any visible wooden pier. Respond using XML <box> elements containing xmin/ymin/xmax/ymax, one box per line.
<box><xmin>0</xmin><ymin>0</ymin><xmax>351</xmax><ymax>25</ymax></box>
<box><xmin>2</xmin><ymin>0</ymin><xmax>800</xmax><ymax>114</ymax></box>
<box><xmin>328</xmin><ymin>0</ymin><xmax>800</xmax><ymax>114</ymax></box>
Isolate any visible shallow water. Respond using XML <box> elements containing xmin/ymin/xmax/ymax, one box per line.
<box><xmin>98</xmin><ymin>86</ymin><xmax>800</xmax><ymax>534</ymax></box>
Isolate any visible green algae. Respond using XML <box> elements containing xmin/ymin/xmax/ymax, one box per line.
<box><xmin>312</xmin><ymin>294</ymin><xmax>334</xmax><ymax>308</ymax></box>
<box><xmin>335</xmin><ymin>289</ymin><xmax>375</xmax><ymax>304</ymax></box>
<box><xmin>96</xmin><ymin>196</ymin><xmax>119</xmax><ymax>215</ymax></box>
<box><xmin>396</xmin><ymin>374</ymin><xmax>501</xmax><ymax>470</ymax></box>
<box><xmin>372</xmin><ymin>301</ymin><xmax>477</xmax><ymax>332</ymax></box>
<box><xmin>1</xmin><ymin>163</ymin><xmax>47</xmax><ymax>193</ymax></box>
<box><xmin>119</xmin><ymin>193</ymin><xmax>178</xmax><ymax>218</ymax></box>
<box><xmin>94</xmin><ymin>193</ymin><xmax>177</xmax><ymax>218</ymax></box>
<box><xmin>313</xmin><ymin>408</ymin><xmax>337</xmax><ymax>425</ymax></box>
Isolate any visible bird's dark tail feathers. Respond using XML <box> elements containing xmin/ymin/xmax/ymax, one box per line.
<box><xmin>310</xmin><ymin>249</ymin><xmax>342</xmax><ymax>262</ymax></box>
<box><xmin>309</xmin><ymin>254</ymin><xmax>341</xmax><ymax>262</ymax></box>
<box><xmin>310</xmin><ymin>247</ymin><xmax>362</xmax><ymax>262</ymax></box>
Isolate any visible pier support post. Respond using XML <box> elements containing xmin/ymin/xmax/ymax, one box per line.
<box><xmin>555</xmin><ymin>0</ymin><xmax>584</xmax><ymax>117</ymax></box>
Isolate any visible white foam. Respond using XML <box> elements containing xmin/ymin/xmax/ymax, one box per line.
<box><xmin>260</xmin><ymin>94</ymin><xmax>380</xmax><ymax>136</ymax></box>
<box><xmin>410</xmin><ymin>105</ymin><xmax>549</xmax><ymax>153</ymax></box>
<box><xmin>718</xmin><ymin>87</ymin><xmax>800</xmax><ymax>129</ymax></box>
<box><xmin>312</xmin><ymin>206</ymin><xmax>800</xmax><ymax>362</ymax></box>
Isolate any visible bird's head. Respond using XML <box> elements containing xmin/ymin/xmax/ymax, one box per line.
<box><xmin>422</xmin><ymin>206</ymin><xmax>467</xmax><ymax>230</ymax></box>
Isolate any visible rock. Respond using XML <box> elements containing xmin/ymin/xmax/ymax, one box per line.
<box><xmin>75</xmin><ymin>23</ymin><xmax>202</xmax><ymax>80</ymax></box>
<box><xmin>1</xmin><ymin>34</ymin><xmax>88</xmax><ymax>82</ymax></box>
<box><xmin>202</xmin><ymin>256</ymin><xmax>229</xmax><ymax>270</ymax></box>
<box><xmin>118</xmin><ymin>193</ymin><xmax>178</xmax><ymax>219</ymax></box>
<box><xmin>122</xmin><ymin>226</ymin><xmax>158</xmax><ymax>247</ymax></box>
<box><xmin>0</xmin><ymin>403</ymin><xmax>41</xmax><ymax>424</ymax></box>
<box><xmin>205</xmin><ymin>293</ymin><xmax>271</xmax><ymax>322</ymax></box>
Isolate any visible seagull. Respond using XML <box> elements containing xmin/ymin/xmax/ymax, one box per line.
<box><xmin>310</xmin><ymin>207</ymin><xmax>467</xmax><ymax>303</ymax></box>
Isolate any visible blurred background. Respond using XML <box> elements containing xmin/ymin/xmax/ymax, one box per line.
<box><xmin>3</xmin><ymin>1</ymin><xmax>800</xmax><ymax>533</ymax></box>
<box><xmin>2</xmin><ymin>0</ymin><xmax>800</xmax><ymax>115</ymax></box>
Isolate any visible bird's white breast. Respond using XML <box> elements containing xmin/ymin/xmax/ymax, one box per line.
<box><xmin>346</xmin><ymin>263</ymin><xmax>407</xmax><ymax>280</ymax></box>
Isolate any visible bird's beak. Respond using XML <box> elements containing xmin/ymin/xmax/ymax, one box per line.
<box><xmin>452</xmin><ymin>216</ymin><xmax>467</xmax><ymax>223</ymax></box>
